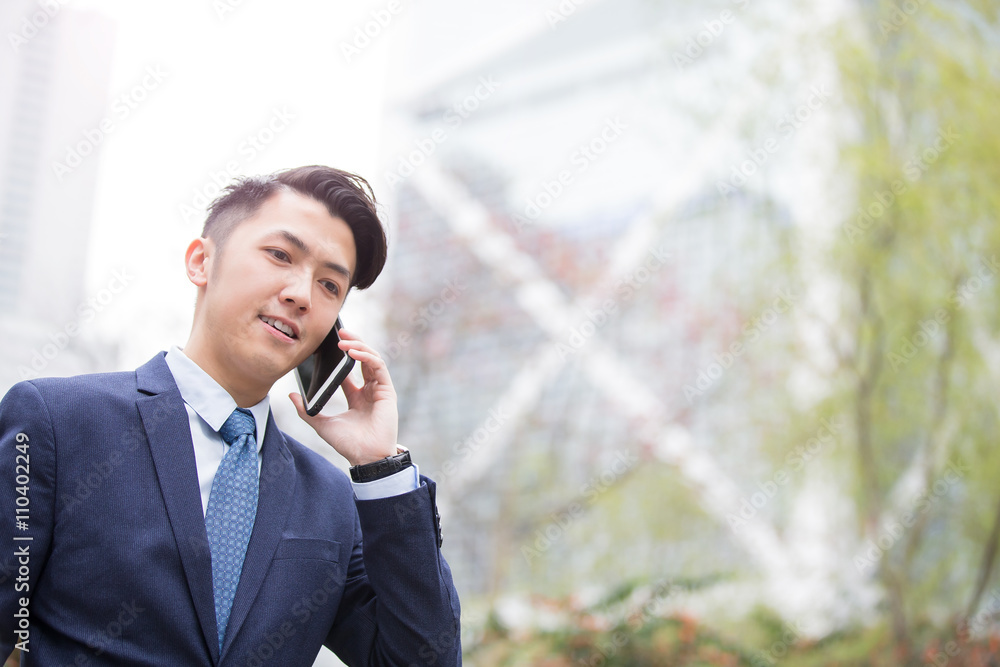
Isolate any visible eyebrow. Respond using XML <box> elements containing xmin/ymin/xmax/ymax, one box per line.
<box><xmin>266</xmin><ymin>230</ymin><xmax>353</xmax><ymax>283</ymax></box>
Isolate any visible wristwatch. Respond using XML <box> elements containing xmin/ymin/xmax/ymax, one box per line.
<box><xmin>349</xmin><ymin>445</ymin><xmax>412</xmax><ymax>483</ymax></box>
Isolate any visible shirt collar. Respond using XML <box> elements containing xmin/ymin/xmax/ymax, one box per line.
<box><xmin>164</xmin><ymin>346</ymin><xmax>270</xmax><ymax>447</ymax></box>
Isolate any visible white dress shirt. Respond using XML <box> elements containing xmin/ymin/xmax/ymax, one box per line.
<box><xmin>164</xmin><ymin>346</ymin><xmax>418</xmax><ymax>513</ymax></box>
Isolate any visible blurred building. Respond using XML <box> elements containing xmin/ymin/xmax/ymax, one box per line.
<box><xmin>0</xmin><ymin>2</ymin><xmax>117</xmax><ymax>391</ymax></box>
<box><xmin>380</xmin><ymin>0</ymin><xmax>807</xmax><ymax>606</ymax></box>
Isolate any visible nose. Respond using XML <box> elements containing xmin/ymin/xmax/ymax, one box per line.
<box><xmin>280</xmin><ymin>270</ymin><xmax>312</xmax><ymax>312</ymax></box>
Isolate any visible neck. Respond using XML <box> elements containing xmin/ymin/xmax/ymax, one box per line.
<box><xmin>182</xmin><ymin>332</ymin><xmax>272</xmax><ymax>408</ymax></box>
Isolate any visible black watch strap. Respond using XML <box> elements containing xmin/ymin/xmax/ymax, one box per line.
<box><xmin>350</xmin><ymin>449</ymin><xmax>412</xmax><ymax>483</ymax></box>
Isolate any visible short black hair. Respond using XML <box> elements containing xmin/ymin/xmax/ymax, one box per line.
<box><xmin>201</xmin><ymin>165</ymin><xmax>388</xmax><ymax>290</ymax></box>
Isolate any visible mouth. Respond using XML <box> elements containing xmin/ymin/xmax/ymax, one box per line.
<box><xmin>259</xmin><ymin>315</ymin><xmax>298</xmax><ymax>340</ymax></box>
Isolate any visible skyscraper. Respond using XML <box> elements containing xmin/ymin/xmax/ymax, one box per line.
<box><xmin>381</xmin><ymin>0</ymin><xmax>796</xmax><ymax>599</ymax></box>
<box><xmin>0</xmin><ymin>2</ymin><xmax>116</xmax><ymax>389</ymax></box>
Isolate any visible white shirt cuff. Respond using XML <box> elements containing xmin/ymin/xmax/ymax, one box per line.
<box><xmin>351</xmin><ymin>463</ymin><xmax>421</xmax><ymax>500</ymax></box>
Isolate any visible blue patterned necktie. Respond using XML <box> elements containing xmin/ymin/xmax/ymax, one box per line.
<box><xmin>205</xmin><ymin>407</ymin><xmax>259</xmax><ymax>652</ymax></box>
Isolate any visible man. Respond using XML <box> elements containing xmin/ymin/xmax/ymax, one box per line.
<box><xmin>0</xmin><ymin>166</ymin><xmax>461</xmax><ymax>666</ymax></box>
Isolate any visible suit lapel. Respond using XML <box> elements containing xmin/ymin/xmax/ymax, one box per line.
<box><xmin>136</xmin><ymin>353</ymin><xmax>220</xmax><ymax>665</ymax></box>
<box><xmin>221</xmin><ymin>410</ymin><xmax>296</xmax><ymax>657</ymax></box>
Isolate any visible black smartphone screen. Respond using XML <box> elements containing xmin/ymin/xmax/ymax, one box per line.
<box><xmin>295</xmin><ymin>317</ymin><xmax>355</xmax><ymax>416</ymax></box>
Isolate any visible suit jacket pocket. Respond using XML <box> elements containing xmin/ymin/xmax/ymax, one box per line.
<box><xmin>273</xmin><ymin>537</ymin><xmax>340</xmax><ymax>562</ymax></box>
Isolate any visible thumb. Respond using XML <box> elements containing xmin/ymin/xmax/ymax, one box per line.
<box><xmin>289</xmin><ymin>392</ymin><xmax>315</xmax><ymax>422</ymax></box>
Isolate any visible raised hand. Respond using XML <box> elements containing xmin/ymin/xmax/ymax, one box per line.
<box><xmin>289</xmin><ymin>328</ymin><xmax>399</xmax><ymax>466</ymax></box>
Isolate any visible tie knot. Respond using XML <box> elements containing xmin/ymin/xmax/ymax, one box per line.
<box><xmin>220</xmin><ymin>408</ymin><xmax>255</xmax><ymax>446</ymax></box>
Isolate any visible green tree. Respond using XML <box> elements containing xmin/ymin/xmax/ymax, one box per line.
<box><xmin>826</xmin><ymin>0</ymin><xmax>1000</xmax><ymax>661</ymax></box>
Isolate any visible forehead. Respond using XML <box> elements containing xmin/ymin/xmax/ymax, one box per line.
<box><xmin>247</xmin><ymin>189</ymin><xmax>337</xmax><ymax>230</ymax></box>
<box><xmin>237</xmin><ymin>189</ymin><xmax>357</xmax><ymax>271</ymax></box>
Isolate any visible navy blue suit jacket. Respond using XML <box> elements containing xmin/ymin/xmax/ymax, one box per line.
<box><xmin>0</xmin><ymin>352</ymin><xmax>461</xmax><ymax>666</ymax></box>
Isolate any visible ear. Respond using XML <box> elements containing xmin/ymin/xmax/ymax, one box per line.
<box><xmin>185</xmin><ymin>237</ymin><xmax>213</xmax><ymax>287</ymax></box>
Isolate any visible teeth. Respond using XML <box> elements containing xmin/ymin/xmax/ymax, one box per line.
<box><xmin>262</xmin><ymin>316</ymin><xmax>294</xmax><ymax>338</ymax></box>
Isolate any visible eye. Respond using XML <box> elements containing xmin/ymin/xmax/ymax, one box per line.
<box><xmin>266</xmin><ymin>248</ymin><xmax>290</xmax><ymax>262</ymax></box>
<box><xmin>321</xmin><ymin>280</ymin><xmax>341</xmax><ymax>297</ymax></box>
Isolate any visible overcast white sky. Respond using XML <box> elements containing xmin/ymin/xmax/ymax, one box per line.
<box><xmin>62</xmin><ymin>0</ymin><xmax>392</xmax><ymax>368</ymax></box>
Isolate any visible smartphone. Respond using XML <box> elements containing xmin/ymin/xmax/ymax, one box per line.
<box><xmin>294</xmin><ymin>317</ymin><xmax>355</xmax><ymax>416</ymax></box>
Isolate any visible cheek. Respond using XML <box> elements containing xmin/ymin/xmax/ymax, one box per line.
<box><xmin>221</xmin><ymin>270</ymin><xmax>272</xmax><ymax>311</ymax></box>
<box><xmin>206</xmin><ymin>287</ymin><xmax>258</xmax><ymax>336</ymax></box>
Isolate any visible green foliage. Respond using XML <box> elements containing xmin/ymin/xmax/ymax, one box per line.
<box><xmin>467</xmin><ymin>590</ymin><xmax>1000</xmax><ymax>666</ymax></box>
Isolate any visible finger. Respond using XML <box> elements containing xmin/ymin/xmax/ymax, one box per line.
<box><xmin>336</xmin><ymin>328</ymin><xmax>368</xmax><ymax>345</ymax></box>
<box><xmin>346</xmin><ymin>348</ymin><xmax>392</xmax><ymax>386</ymax></box>
<box><xmin>338</xmin><ymin>338</ymin><xmax>382</xmax><ymax>360</ymax></box>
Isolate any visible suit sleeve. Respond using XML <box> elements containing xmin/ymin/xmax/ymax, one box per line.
<box><xmin>0</xmin><ymin>382</ymin><xmax>57</xmax><ymax>657</ymax></box>
<box><xmin>324</xmin><ymin>475</ymin><xmax>462</xmax><ymax>666</ymax></box>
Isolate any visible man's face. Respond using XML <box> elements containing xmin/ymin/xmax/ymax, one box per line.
<box><xmin>197</xmin><ymin>189</ymin><xmax>356</xmax><ymax>385</ymax></box>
